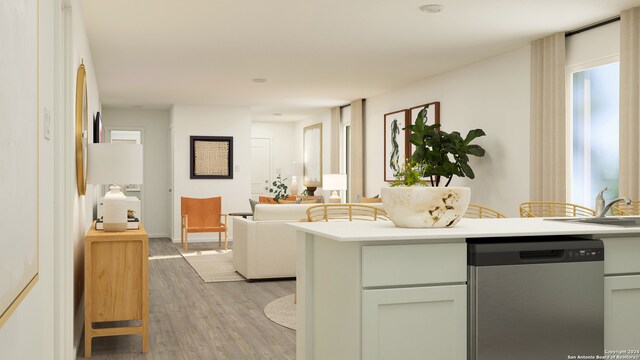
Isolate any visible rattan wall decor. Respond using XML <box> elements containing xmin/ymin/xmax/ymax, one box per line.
<box><xmin>190</xmin><ymin>136</ymin><xmax>234</xmax><ymax>179</ymax></box>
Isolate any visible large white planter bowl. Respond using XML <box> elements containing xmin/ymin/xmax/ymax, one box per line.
<box><xmin>381</xmin><ymin>186</ymin><xmax>471</xmax><ymax>228</ymax></box>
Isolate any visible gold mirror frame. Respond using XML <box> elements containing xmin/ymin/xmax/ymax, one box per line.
<box><xmin>75</xmin><ymin>63</ymin><xmax>88</xmax><ymax>195</ymax></box>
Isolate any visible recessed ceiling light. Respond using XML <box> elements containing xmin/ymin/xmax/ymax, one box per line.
<box><xmin>252</xmin><ymin>78</ymin><xmax>267</xmax><ymax>83</ymax></box>
<box><xmin>419</xmin><ymin>4</ymin><xmax>443</xmax><ymax>13</ymax></box>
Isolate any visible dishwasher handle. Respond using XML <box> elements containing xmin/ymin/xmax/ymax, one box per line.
<box><xmin>519</xmin><ymin>249</ymin><xmax>564</xmax><ymax>260</ymax></box>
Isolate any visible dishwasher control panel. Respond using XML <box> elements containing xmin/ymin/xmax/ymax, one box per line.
<box><xmin>568</xmin><ymin>248</ymin><xmax>603</xmax><ymax>260</ymax></box>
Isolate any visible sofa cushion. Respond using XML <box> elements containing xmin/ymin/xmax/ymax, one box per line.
<box><xmin>253</xmin><ymin>203</ymin><xmax>315</xmax><ymax>221</ymax></box>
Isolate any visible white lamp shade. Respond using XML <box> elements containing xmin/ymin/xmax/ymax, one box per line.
<box><xmin>323</xmin><ymin>174</ymin><xmax>347</xmax><ymax>191</ymax></box>
<box><xmin>87</xmin><ymin>143</ymin><xmax>143</xmax><ymax>185</ymax></box>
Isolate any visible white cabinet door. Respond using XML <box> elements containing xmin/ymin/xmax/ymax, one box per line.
<box><xmin>605</xmin><ymin>275</ymin><xmax>640</xmax><ymax>350</ymax></box>
<box><xmin>362</xmin><ymin>285</ymin><xmax>466</xmax><ymax>360</ymax></box>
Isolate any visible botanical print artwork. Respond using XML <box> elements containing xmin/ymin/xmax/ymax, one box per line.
<box><xmin>384</xmin><ymin>110</ymin><xmax>408</xmax><ymax>182</ymax></box>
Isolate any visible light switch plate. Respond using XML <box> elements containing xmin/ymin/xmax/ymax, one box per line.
<box><xmin>43</xmin><ymin>107</ymin><xmax>51</xmax><ymax>140</ymax></box>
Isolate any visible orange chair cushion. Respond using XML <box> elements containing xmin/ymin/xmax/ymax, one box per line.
<box><xmin>181</xmin><ymin>196</ymin><xmax>223</xmax><ymax>228</ymax></box>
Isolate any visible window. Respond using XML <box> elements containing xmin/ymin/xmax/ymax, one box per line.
<box><xmin>569</xmin><ymin>60</ymin><xmax>620</xmax><ymax>208</ymax></box>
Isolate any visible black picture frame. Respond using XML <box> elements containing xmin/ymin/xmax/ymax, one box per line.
<box><xmin>190</xmin><ymin>136</ymin><xmax>234</xmax><ymax>179</ymax></box>
<box><xmin>93</xmin><ymin>111</ymin><xmax>102</xmax><ymax>143</ymax></box>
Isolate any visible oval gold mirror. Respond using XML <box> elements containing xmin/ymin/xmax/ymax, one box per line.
<box><xmin>75</xmin><ymin>63</ymin><xmax>88</xmax><ymax>195</ymax></box>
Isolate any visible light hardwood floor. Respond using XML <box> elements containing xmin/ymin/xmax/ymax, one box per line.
<box><xmin>77</xmin><ymin>238</ymin><xmax>296</xmax><ymax>359</ymax></box>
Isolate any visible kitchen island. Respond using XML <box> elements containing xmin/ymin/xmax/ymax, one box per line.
<box><xmin>290</xmin><ymin>218</ymin><xmax>640</xmax><ymax>360</ymax></box>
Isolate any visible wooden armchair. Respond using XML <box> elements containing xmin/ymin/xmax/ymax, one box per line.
<box><xmin>519</xmin><ymin>201</ymin><xmax>595</xmax><ymax>218</ymax></box>
<box><xmin>464</xmin><ymin>204</ymin><xmax>507</xmax><ymax>219</ymax></box>
<box><xmin>181</xmin><ymin>196</ymin><xmax>228</xmax><ymax>252</ymax></box>
<box><xmin>306</xmin><ymin>204</ymin><xmax>389</xmax><ymax>222</ymax></box>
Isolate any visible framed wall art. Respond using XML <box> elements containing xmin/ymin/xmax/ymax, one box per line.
<box><xmin>190</xmin><ymin>136</ymin><xmax>234</xmax><ymax>179</ymax></box>
<box><xmin>0</xmin><ymin>0</ymin><xmax>39</xmax><ymax>327</ymax></box>
<box><xmin>383</xmin><ymin>109</ymin><xmax>410</xmax><ymax>182</ymax></box>
<box><xmin>303</xmin><ymin>123</ymin><xmax>322</xmax><ymax>187</ymax></box>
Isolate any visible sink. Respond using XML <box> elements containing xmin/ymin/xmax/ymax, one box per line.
<box><xmin>545</xmin><ymin>217</ymin><xmax>640</xmax><ymax>227</ymax></box>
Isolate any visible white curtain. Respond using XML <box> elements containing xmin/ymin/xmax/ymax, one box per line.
<box><xmin>530</xmin><ymin>33</ymin><xmax>566</xmax><ymax>201</ymax></box>
<box><xmin>619</xmin><ymin>7</ymin><xmax>640</xmax><ymax>199</ymax></box>
<box><xmin>330</xmin><ymin>107</ymin><xmax>340</xmax><ymax>173</ymax></box>
<box><xmin>349</xmin><ymin>99</ymin><xmax>364</xmax><ymax>202</ymax></box>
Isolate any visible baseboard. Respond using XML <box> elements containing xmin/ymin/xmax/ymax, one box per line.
<box><xmin>148</xmin><ymin>233</ymin><xmax>169</xmax><ymax>238</ymax></box>
<box><xmin>73</xmin><ymin>292</ymin><xmax>85</xmax><ymax>356</ymax></box>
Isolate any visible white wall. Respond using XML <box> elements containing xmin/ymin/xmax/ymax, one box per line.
<box><xmin>566</xmin><ymin>21</ymin><xmax>620</xmax><ymax>67</ymax></box>
<box><xmin>68</xmin><ymin>0</ymin><xmax>102</xmax><ymax>347</ymax></box>
<box><xmin>365</xmin><ymin>46</ymin><xmax>532</xmax><ymax>217</ymax></box>
<box><xmin>170</xmin><ymin>105</ymin><xmax>252</xmax><ymax>242</ymax></box>
<box><xmin>102</xmin><ymin>107</ymin><xmax>171</xmax><ymax>238</ymax></box>
<box><xmin>0</xmin><ymin>0</ymin><xmax>56</xmax><ymax>357</ymax></box>
<box><xmin>293</xmin><ymin>110</ymin><xmax>333</xmax><ymax>198</ymax></box>
<box><xmin>251</xmin><ymin>121</ymin><xmax>296</xmax><ymax>193</ymax></box>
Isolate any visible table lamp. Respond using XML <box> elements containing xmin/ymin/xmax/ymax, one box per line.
<box><xmin>323</xmin><ymin>174</ymin><xmax>347</xmax><ymax>203</ymax></box>
<box><xmin>87</xmin><ymin>143</ymin><xmax>143</xmax><ymax>231</ymax></box>
<box><xmin>291</xmin><ymin>161</ymin><xmax>302</xmax><ymax>196</ymax></box>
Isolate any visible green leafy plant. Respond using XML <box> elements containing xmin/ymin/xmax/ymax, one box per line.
<box><xmin>407</xmin><ymin>105</ymin><xmax>486</xmax><ymax>187</ymax></box>
<box><xmin>268</xmin><ymin>175</ymin><xmax>289</xmax><ymax>202</ymax></box>
<box><xmin>390</xmin><ymin>160</ymin><xmax>428</xmax><ymax>187</ymax></box>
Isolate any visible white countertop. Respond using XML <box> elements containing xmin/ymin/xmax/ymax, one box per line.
<box><xmin>288</xmin><ymin>217</ymin><xmax>640</xmax><ymax>242</ymax></box>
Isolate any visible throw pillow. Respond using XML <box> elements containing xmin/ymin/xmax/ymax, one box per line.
<box><xmin>249</xmin><ymin>198</ymin><xmax>260</xmax><ymax>214</ymax></box>
<box><xmin>259</xmin><ymin>196</ymin><xmax>277</xmax><ymax>204</ymax></box>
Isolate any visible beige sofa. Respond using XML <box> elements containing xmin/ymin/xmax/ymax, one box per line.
<box><xmin>232</xmin><ymin>204</ymin><xmax>314</xmax><ymax>279</ymax></box>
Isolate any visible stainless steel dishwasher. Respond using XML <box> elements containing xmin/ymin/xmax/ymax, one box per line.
<box><xmin>468</xmin><ymin>237</ymin><xmax>604</xmax><ymax>360</ymax></box>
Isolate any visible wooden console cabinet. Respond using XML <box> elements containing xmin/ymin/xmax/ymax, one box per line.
<box><xmin>84</xmin><ymin>222</ymin><xmax>149</xmax><ymax>357</ymax></box>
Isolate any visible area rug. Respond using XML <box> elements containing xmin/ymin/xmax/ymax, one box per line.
<box><xmin>264</xmin><ymin>294</ymin><xmax>296</xmax><ymax>330</ymax></box>
<box><xmin>179</xmin><ymin>249</ymin><xmax>246</xmax><ymax>283</ymax></box>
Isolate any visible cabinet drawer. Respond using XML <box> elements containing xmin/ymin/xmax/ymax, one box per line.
<box><xmin>603</xmin><ymin>237</ymin><xmax>640</xmax><ymax>275</ymax></box>
<box><xmin>362</xmin><ymin>243</ymin><xmax>466</xmax><ymax>287</ymax></box>
<box><xmin>362</xmin><ymin>285</ymin><xmax>467</xmax><ymax>360</ymax></box>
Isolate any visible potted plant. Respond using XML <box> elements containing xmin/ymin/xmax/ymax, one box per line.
<box><xmin>381</xmin><ymin>106</ymin><xmax>485</xmax><ymax>228</ymax></box>
<box><xmin>268</xmin><ymin>175</ymin><xmax>290</xmax><ymax>202</ymax></box>
<box><xmin>407</xmin><ymin>106</ymin><xmax>486</xmax><ymax>187</ymax></box>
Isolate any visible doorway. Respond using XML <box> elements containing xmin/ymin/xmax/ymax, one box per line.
<box><xmin>251</xmin><ymin>138</ymin><xmax>271</xmax><ymax>199</ymax></box>
<box><xmin>102</xmin><ymin>129</ymin><xmax>144</xmax><ymax>222</ymax></box>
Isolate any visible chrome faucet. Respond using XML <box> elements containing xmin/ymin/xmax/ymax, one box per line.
<box><xmin>595</xmin><ymin>197</ymin><xmax>632</xmax><ymax>218</ymax></box>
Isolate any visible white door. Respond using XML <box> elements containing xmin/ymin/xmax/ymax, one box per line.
<box><xmin>362</xmin><ymin>285</ymin><xmax>467</xmax><ymax>360</ymax></box>
<box><xmin>605</xmin><ymin>275</ymin><xmax>640</xmax><ymax>350</ymax></box>
<box><xmin>251</xmin><ymin>138</ymin><xmax>271</xmax><ymax>199</ymax></box>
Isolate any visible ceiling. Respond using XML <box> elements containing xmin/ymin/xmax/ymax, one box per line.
<box><xmin>81</xmin><ymin>0</ymin><xmax>640</xmax><ymax>121</ymax></box>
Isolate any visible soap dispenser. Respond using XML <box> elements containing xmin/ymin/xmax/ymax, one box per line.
<box><xmin>595</xmin><ymin>187</ymin><xmax>607</xmax><ymax>215</ymax></box>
